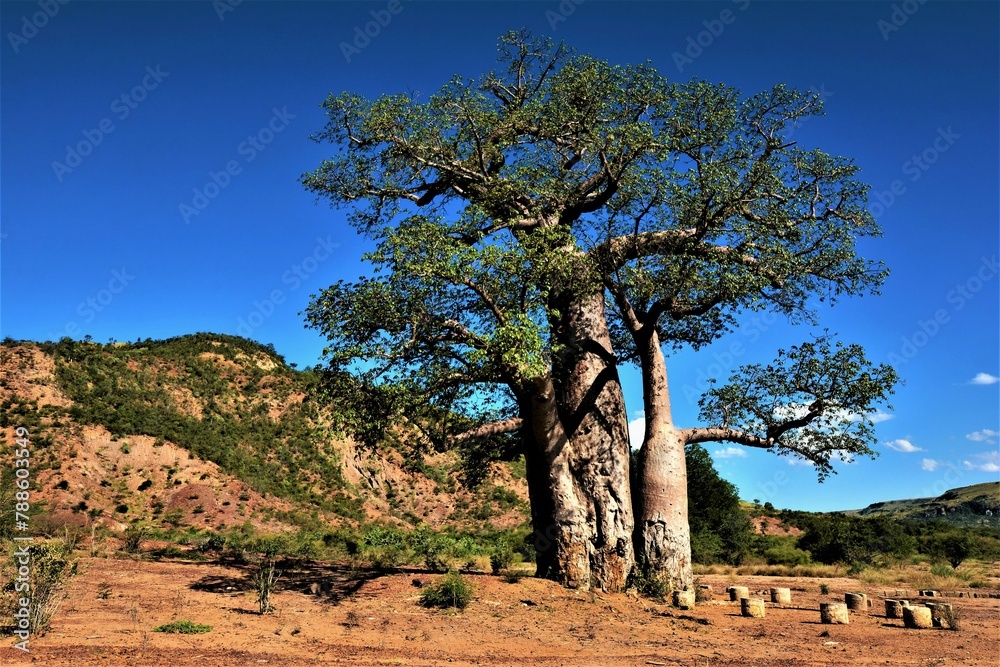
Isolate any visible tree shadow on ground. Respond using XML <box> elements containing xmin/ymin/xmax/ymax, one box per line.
<box><xmin>189</xmin><ymin>559</ymin><xmax>408</xmax><ymax>604</ymax></box>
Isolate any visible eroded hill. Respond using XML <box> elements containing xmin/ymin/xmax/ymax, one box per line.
<box><xmin>0</xmin><ymin>335</ymin><xmax>529</xmax><ymax>537</ymax></box>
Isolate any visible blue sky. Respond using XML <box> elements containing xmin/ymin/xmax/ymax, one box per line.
<box><xmin>2</xmin><ymin>1</ymin><xmax>997</xmax><ymax>511</ymax></box>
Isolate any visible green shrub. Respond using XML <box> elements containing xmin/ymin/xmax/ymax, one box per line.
<box><xmin>502</xmin><ymin>569</ymin><xmax>525</xmax><ymax>584</ymax></box>
<box><xmin>3</xmin><ymin>540</ymin><xmax>77</xmax><ymax>635</ymax></box>
<box><xmin>419</xmin><ymin>571</ymin><xmax>474</xmax><ymax>610</ymax></box>
<box><xmin>764</xmin><ymin>544</ymin><xmax>812</xmax><ymax>566</ymax></box>
<box><xmin>250</xmin><ymin>556</ymin><xmax>280</xmax><ymax>614</ymax></box>
<box><xmin>490</xmin><ymin>542</ymin><xmax>515</xmax><ymax>575</ymax></box>
<box><xmin>627</xmin><ymin>558</ymin><xmax>672</xmax><ymax>601</ymax></box>
<box><xmin>153</xmin><ymin>620</ymin><xmax>212</xmax><ymax>634</ymax></box>
<box><xmin>930</xmin><ymin>563</ymin><xmax>955</xmax><ymax>577</ymax></box>
<box><xmin>122</xmin><ymin>525</ymin><xmax>146</xmax><ymax>554</ymax></box>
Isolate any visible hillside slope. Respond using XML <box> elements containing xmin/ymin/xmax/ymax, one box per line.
<box><xmin>843</xmin><ymin>482</ymin><xmax>1000</xmax><ymax>527</ymax></box>
<box><xmin>0</xmin><ymin>335</ymin><xmax>529</xmax><ymax>537</ymax></box>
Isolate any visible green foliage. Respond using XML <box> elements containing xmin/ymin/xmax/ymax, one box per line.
<box><xmin>490</xmin><ymin>541</ymin><xmax>515</xmax><ymax>575</ymax></box>
<box><xmin>627</xmin><ymin>557</ymin><xmax>673</xmax><ymax>601</ymax></box>
<box><xmin>796</xmin><ymin>514</ymin><xmax>916</xmax><ymax>565</ymax></box>
<box><xmin>153</xmin><ymin>620</ymin><xmax>212</xmax><ymax>634</ymax></box>
<box><xmin>419</xmin><ymin>571</ymin><xmax>474</xmax><ymax>610</ymax></box>
<box><xmin>924</xmin><ymin>531</ymin><xmax>978</xmax><ymax>568</ymax></box>
<box><xmin>2</xmin><ymin>539</ymin><xmax>77</xmax><ymax>635</ymax></box>
<box><xmin>763</xmin><ymin>543</ymin><xmax>813</xmax><ymax>567</ymax></box>
<box><xmin>698</xmin><ymin>335</ymin><xmax>898</xmax><ymax>480</ymax></box>
<box><xmin>121</xmin><ymin>525</ymin><xmax>147</xmax><ymax>554</ymax></box>
<box><xmin>40</xmin><ymin>335</ymin><xmax>355</xmax><ymax>515</ymax></box>
<box><xmin>250</xmin><ymin>556</ymin><xmax>280</xmax><ymax>614</ymax></box>
<box><xmin>684</xmin><ymin>444</ymin><xmax>753</xmax><ymax>565</ymax></box>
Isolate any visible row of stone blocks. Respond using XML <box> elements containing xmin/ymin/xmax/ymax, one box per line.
<box><xmin>884</xmin><ymin>589</ymin><xmax>1000</xmax><ymax>599</ymax></box>
<box><xmin>819</xmin><ymin>594</ymin><xmax>956</xmax><ymax>629</ymax></box>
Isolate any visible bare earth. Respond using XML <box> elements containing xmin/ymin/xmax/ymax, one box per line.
<box><xmin>5</xmin><ymin>557</ymin><xmax>999</xmax><ymax>666</ymax></box>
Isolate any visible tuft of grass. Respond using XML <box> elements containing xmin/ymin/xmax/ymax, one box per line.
<box><xmin>627</xmin><ymin>559</ymin><xmax>673</xmax><ymax>601</ymax></box>
<box><xmin>419</xmin><ymin>571</ymin><xmax>474</xmax><ymax>610</ymax></box>
<box><xmin>502</xmin><ymin>569</ymin><xmax>525</xmax><ymax>584</ymax></box>
<box><xmin>153</xmin><ymin>620</ymin><xmax>211</xmax><ymax>634</ymax></box>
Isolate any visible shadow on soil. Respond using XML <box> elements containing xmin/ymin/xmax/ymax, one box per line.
<box><xmin>189</xmin><ymin>559</ymin><xmax>439</xmax><ymax>604</ymax></box>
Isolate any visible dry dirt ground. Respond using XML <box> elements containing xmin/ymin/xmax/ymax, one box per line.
<box><xmin>4</xmin><ymin>557</ymin><xmax>999</xmax><ymax>666</ymax></box>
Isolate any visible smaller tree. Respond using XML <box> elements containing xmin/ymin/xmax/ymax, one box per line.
<box><xmin>927</xmin><ymin>532</ymin><xmax>978</xmax><ymax>569</ymax></box>
<box><xmin>684</xmin><ymin>444</ymin><xmax>753</xmax><ymax>565</ymax></box>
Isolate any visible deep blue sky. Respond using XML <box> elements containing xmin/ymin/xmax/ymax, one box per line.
<box><xmin>2</xmin><ymin>1</ymin><xmax>997</xmax><ymax>511</ymax></box>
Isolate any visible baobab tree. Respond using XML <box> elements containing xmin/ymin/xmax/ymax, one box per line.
<box><xmin>302</xmin><ymin>30</ymin><xmax>897</xmax><ymax>592</ymax></box>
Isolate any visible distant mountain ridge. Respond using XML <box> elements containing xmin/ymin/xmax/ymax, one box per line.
<box><xmin>840</xmin><ymin>482</ymin><xmax>1000</xmax><ymax>527</ymax></box>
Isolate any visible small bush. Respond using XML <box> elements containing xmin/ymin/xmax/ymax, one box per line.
<box><xmin>122</xmin><ymin>525</ymin><xmax>146</xmax><ymax>554</ymax></box>
<box><xmin>97</xmin><ymin>582</ymin><xmax>113</xmax><ymax>599</ymax></box>
<box><xmin>763</xmin><ymin>544</ymin><xmax>812</xmax><ymax>567</ymax></box>
<box><xmin>4</xmin><ymin>540</ymin><xmax>77</xmax><ymax>634</ymax></box>
<box><xmin>930</xmin><ymin>563</ymin><xmax>954</xmax><ymax>578</ymax></box>
<box><xmin>490</xmin><ymin>542</ymin><xmax>515</xmax><ymax>575</ymax></box>
<box><xmin>419</xmin><ymin>571</ymin><xmax>474</xmax><ymax>610</ymax></box>
<box><xmin>502</xmin><ymin>569</ymin><xmax>525</xmax><ymax>584</ymax></box>
<box><xmin>153</xmin><ymin>620</ymin><xmax>211</xmax><ymax>634</ymax></box>
<box><xmin>250</xmin><ymin>556</ymin><xmax>280</xmax><ymax>614</ymax></box>
<box><xmin>820</xmin><ymin>584</ymin><xmax>830</xmax><ymax>595</ymax></box>
<box><xmin>627</xmin><ymin>559</ymin><xmax>672</xmax><ymax>602</ymax></box>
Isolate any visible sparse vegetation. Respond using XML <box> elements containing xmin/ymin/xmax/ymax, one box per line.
<box><xmin>1</xmin><ymin>539</ymin><xmax>77</xmax><ymax>635</ymax></box>
<box><xmin>153</xmin><ymin>620</ymin><xmax>212</xmax><ymax>634</ymax></box>
<box><xmin>419</xmin><ymin>571</ymin><xmax>474</xmax><ymax>610</ymax></box>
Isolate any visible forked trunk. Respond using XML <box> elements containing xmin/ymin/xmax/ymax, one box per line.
<box><xmin>632</xmin><ymin>327</ymin><xmax>693</xmax><ymax>591</ymax></box>
<box><xmin>549</xmin><ymin>290</ymin><xmax>634</xmax><ymax>592</ymax></box>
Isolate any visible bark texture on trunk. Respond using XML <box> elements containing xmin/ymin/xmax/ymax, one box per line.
<box><xmin>550</xmin><ymin>290</ymin><xmax>634</xmax><ymax>592</ymax></box>
<box><xmin>632</xmin><ymin>327</ymin><xmax>693</xmax><ymax>591</ymax></box>
<box><xmin>520</xmin><ymin>377</ymin><xmax>591</xmax><ymax>589</ymax></box>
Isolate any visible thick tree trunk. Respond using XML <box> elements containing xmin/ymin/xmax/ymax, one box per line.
<box><xmin>632</xmin><ymin>327</ymin><xmax>693</xmax><ymax>591</ymax></box>
<box><xmin>549</xmin><ymin>290</ymin><xmax>634</xmax><ymax>592</ymax></box>
<box><xmin>521</xmin><ymin>375</ymin><xmax>591</xmax><ymax>588</ymax></box>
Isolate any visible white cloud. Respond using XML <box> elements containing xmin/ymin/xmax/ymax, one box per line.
<box><xmin>628</xmin><ymin>418</ymin><xmax>645</xmax><ymax>450</ymax></box>
<box><xmin>714</xmin><ymin>446</ymin><xmax>747</xmax><ymax>459</ymax></box>
<box><xmin>962</xmin><ymin>451</ymin><xmax>1000</xmax><ymax>473</ymax></box>
<box><xmin>883</xmin><ymin>438</ymin><xmax>923</xmax><ymax>453</ymax></box>
<box><xmin>869</xmin><ymin>409</ymin><xmax>895</xmax><ymax>424</ymax></box>
<box><xmin>921</xmin><ymin>458</ymin><xmax>941</xmax><ymax>472</ymax></box>
<box><xmin>969</xmin><ymin>372</ymin><xmax>999</xmax><ymax>385</ymax></box>
<box><xmin>966</xmin><ymin>429</ymin><xmax>999</xmax><ymax>444</ymax></box>
<box><xmin>832</xmin><ymin>451</ymin><xmax>856</xmax><ymax>465</ymax></box>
